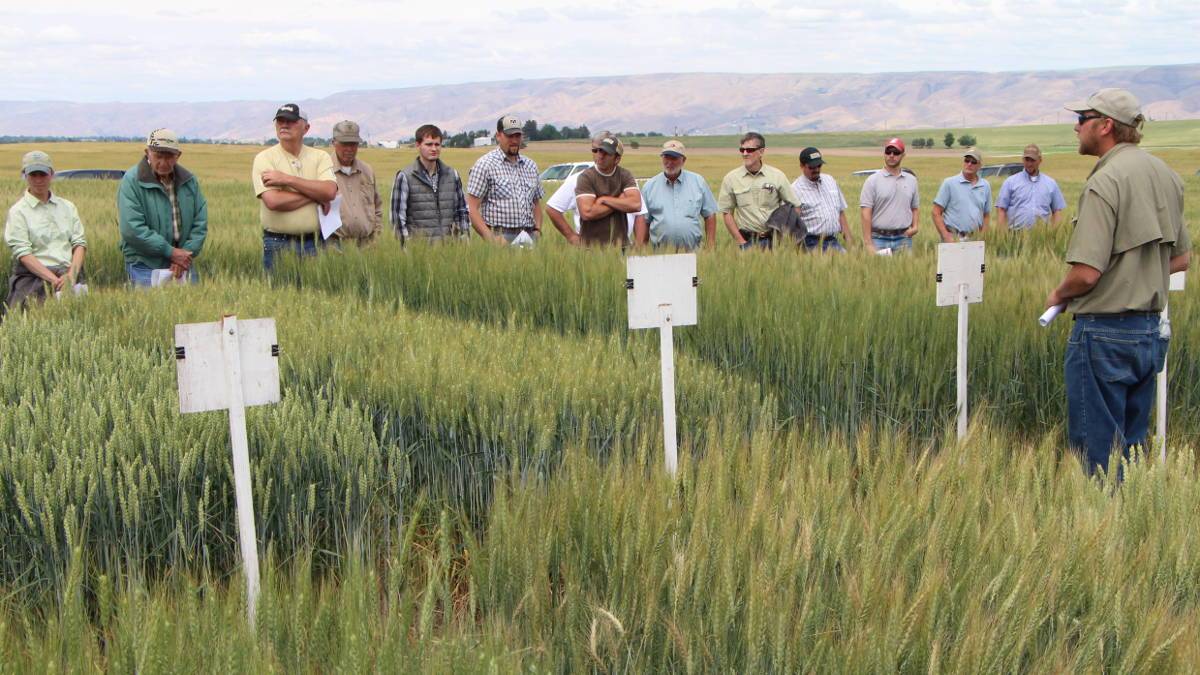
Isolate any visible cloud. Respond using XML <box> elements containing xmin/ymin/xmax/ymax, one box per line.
<box><xmin>239</xmin><ymin>29</ymin><xmax>329</xmax><ymax>48</ymax></box>
<box><xmin>36</xmin><ymin>25</ymin><xmax>80</xmax><ymax>42</ymax></box>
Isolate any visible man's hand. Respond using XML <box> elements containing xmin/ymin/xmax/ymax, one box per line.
<box><xmin>50</xmin><ymin>274</ymin><xmax>67</xmax><ymax>291</ymax></box>
<box><xmin>170</xmin><ymin>262</ymin><xmax>187</xmax><ymax>279</ymax></box>
<box><xmin>169</xmin><ymin>247</ymin><xmax>193</xmax><ymax>269</ymax></box>
<box><xmin>1045</xmin><ymin>289</ymin><xmax>1065</xmax><ymax>310</ymax></box>
<box><xmin>905</xmin><ymin>227</ymin><xmax>919</xmax><ymax>238</ymax></box>
<box><xmin>260</xmin><ymin>170</ymin><xmax>293</xmax><ymax>189</ymax></box>
<box><xmin>567</xmin><ymin>232</ymin><xmax>581</xmax><ymax>246</ymax></box>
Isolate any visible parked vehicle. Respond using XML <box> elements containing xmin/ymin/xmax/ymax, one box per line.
<box><xmin>850</xmin><ymin>168</ymin><xmax>916</xmax><ymax>178</ymax></box>
<box><xmin>539</xmin><ymin>162</ymin><xmax>592</xmax><ymax>182</ymax></box>
<box><xmin>55</xmin><ymin>169</ymin><xmax>125</xmax><ymax>180</ymax></box>
<box><xmin>978</xmin><ymin>163</ymin><xmax>1024</xmax><ymax>178</ymax></box>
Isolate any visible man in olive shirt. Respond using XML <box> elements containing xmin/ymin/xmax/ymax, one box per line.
<box><xmin>1045</xmin><ymin>88</ymin><xmax>1191</xmax><ymax>475</ymax></box>
<box><xmin>574</xmin><ymin>135</ymin><xmax>640</xmax><ymax>247</ymax></box>
<box><xmin>718</xmin><ymin>132</ymin><xmax>800</xmax><ymax>249</ymax></box>
<box><xmin>329</xmin><ymin>120</ymin><xmax>382</xmax><ymax>246</ymax></box>
<box><xmin>252</xmin><ymin>103</ymin><xmax>339</xmax><ymax>270</ymax></box>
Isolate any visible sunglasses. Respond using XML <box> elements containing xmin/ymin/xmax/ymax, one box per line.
<box><xmin>963</xmin><ymin>158</ymin><xmax>979</xmax><ymax>165</ymax></box>
<box><xmin>738</xmin><ymin>146</ymin><xmax>762</xmax><ymax>154</ymax></box>
<box><xmin>1076</xmin><ymin>113</ymin><xmax>1105</xmax><ymax>125</ymax></box>
<box><xmin>884</xmin><ymin>148</ymin><xmax>903</xmax><ymax>156</ymax></box>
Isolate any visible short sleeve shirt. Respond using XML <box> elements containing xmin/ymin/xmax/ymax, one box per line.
<box><xmin>466</xmin><ymin>149</ymin><xmax>543</xmax><ymax>230</ymax></box>
<box><xmin>252</xmin><ymin>144</ymin><xmax>337</xmax><ymax>235</ymax></box>
<box><xmin>933</xmin><ymin>173</ymin><xmax>991</xmax><ymax>233</ymax></box>
<box><xmin>4</xmin><ymin>191</ymin><xmax>87</xmax><ymax>267</ymax></box>
<box><xmin>717</xmin><ymin>163</ymin><xmax>800</xmax><ymax>234</ymax></box>
<box><xmin>642</xmin><ymin>170</ymin><xmax>718</xmax><ymax>250</ymax></box>
<box><xmin>859</xmin><ymin>169</ymin><xmax>919</xmax><ymax>231</ymax></box>
<box><xmin>547</xmin><ymin>167</ymin><xmax>646</xmax><ymax>235</ymax></box>
<box><xmin>575</xmin><ymin>166</ymin><xmax>638</xmax><ymax>245</ymax></box>
<box><xmin>995</xmin><ymin>171</ymin><xmax>1067</xmax><ymax>230</ymax></box>
<box><xmin>790</xmin><ymin>174</ymin><xmax>847</xmax><ymax>236</ymax></box>
<box><xmin>1065</xmin><ymin>143</ymin><xmax>1190</xmax><ymax>314</ymax></box>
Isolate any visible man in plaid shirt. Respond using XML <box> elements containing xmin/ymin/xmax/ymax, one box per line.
<box><xmin>466</xmin><ymin>115</ymin><xmax>544</xmax><ymax>244</ymax></box>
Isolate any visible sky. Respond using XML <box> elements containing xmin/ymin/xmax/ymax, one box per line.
<box><xmin>1</xmin><ymin>0</ymin><xmax>1197</xmax><ymax>103</ymax></box>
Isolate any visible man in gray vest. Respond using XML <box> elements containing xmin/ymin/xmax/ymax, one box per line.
<box><xmin>391</xmin><ymin>124</ymin><xmax>470</xmax><ymax>243</ymax></box>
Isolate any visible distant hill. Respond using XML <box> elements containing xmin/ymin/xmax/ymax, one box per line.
<box><xmin>1</xmin><ymin>64</ymin><xmax>1197</xmax><ymax>142</ymax></box>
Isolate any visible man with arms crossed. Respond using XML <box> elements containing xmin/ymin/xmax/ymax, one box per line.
<box><xmin>995</xmin><ymin>144</ymin><xmax>1067</xmax><ymax>230</ymax></box>
<box><xmin>545</xmin><ymin>132</ymin><xmax>645</xmax><ymax>246</ymax></box>
<box><xmin>392</xmin><ymin>124</ymin><xmax>470</xmax><ymax>243</ymax></box>
<box><xmin>1045</xmin><ymin>88</ymin><xmax>1190</xmax><ymax>475</ymax></box>
<box><xmin>790</xmin><ymin>146</ymin><xmax>851</xmax><ymax>252</ymax></box>
<box><xmin>860</xmin><ymin>138</ymin><xmax>919</xmax><ymax>253</ymax></box>
<box><xmin>932</xmin><ymin>148</ymin><xmax>991</xmax><ymax>242</ymax></box>
<box><xmin>574</xmin><ymin>135</ymin><xmax>641</xmax><ymax>247</ymax></box>
<box><xmin>252</xmin><ymin>103</ymin><xmax>338</xmax><ymax>270</ymax></box>
<box><xmin>466</xmin><ymin>115</ymin><xmax>544</xmax><ymax>244</ymax></box>
<box><xmin>329</xmin><ymin>120</ymin><xmax>382</xmax><ymax>246</ymax></box>
<box><xmin>718</xmin><ymin>132</ymin><xmax>800</xmax><ymax>249</ymax></box>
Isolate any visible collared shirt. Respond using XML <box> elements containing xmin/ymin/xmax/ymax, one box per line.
<box><xmin>933</xmin><ymin>173</ymin><xmax>992</xmax><ymax>233</ymax></box>
<box><xmin>545</xmin><ymin>168</ymin><xmax>645</xmax><ymax>237</ymax></box>
<box><xmin>251</xmin><ymin>143</ymin><xmax>337</xmax><ymax>235</ymax></box>
<box><xmin>466</xmin><ymin>148</ymin><xmax>543</xmax><ymax>229</ymax></box>
<box><xmin>159</xmin><ymin>174</ymin><xmax>181</xmax><ymax>243</ymax></box>
<box><xmin>642</xmin><ymin>169</ymin><xmax>717</xmax><ymax>250</ymax></box>
<box><xmin>995</xmin><ymin>170</ymin><xmax>1067</xmax><ymax>230</ymax></box>
<box><xmin>717</xmin><ymin>163</ymin><xmax>800</xmax><ymax>234</ymax></box>
<box><xmin>391</xmin><ymin>160</ymin><xmax>470</xmax><ymax>238</ymax></box>
<box><xmin>4</xmin><ymin>191</ymin><xmax>87</xmax><ymax>267</ymax></box>
<box><xmin>790</xmin><ymin>174</ymin><xmax>847</xmax><ymax>236</ymax></box>
<box><xmin>858</xmin><ymin>169</ymin><xmax>919</xmax><ymax>231</ymax></box>
<box><xmin>1066</xmin><ymin>143</ymin><xmax>1190</xmax><ymax>314</ymax></box>
<box><xmin>332</xmin><ymin>158</ymin><xmax>382</xmax><ymax>242</ymax></box>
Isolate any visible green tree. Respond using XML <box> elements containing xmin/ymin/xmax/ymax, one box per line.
<box><xmin>943</xmin><ymin>132</ymin><xmax>955</xmax><ymax>149</ymax></box>
<box><xmin>925</xmin><ymin>138</ymin><xmax>935</xmax><ymax>149</ymax></box>
<box><xmin>522</xmin><ymin>120</ymin><xmax>539</xmax><ymax>140</ymax></box>
<box><xmin>957</xmin><ymin>134</ymin><xmax>977</xmax><ymax>147</ymax></box>
<box><xmin>911</xmin><ymin>138</ymin><xmax>926</xmax><ymax>149</ymax></box>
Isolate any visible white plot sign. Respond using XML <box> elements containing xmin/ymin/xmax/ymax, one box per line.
<box><xmin>175</xmin><ymin>316</ymin><xmax>280</xmax><ymax>626</ymax></box>
<box><xmin>936</xmin><ymin>242</ymin><xmax>985</xmax><ymax>439</ymax></box>
<box><xmin>627</xmin><ymin>254</ymin><xmax>698</xmax><ymax>476</ymax></box>
<box><xmin>1157</xmin><ymin>270</ymin><xmax>1186</xmax><ymax>460</ymax></box>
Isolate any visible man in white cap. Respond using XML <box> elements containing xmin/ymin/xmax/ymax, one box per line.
<box><xmin>3</xmin><ymin>151</ymin><xmax>87</xmax><ymax>317</ymax></box>
<box><xmin>1045</xmin><ymin>88</ymin><xmax>1191</xmax><ymax>475</ymax></box>
<box><xmin>329</xmin><ymin>120</ymin><xmax>382</xmax><ymax>246</ymax></box>
<box><xmin>118</xmin><ymin>128</ymin><xmax>208</xmax><ymax>285</ymax></box>
<box><xmin>932</xmin><ymin>148</ymin><xmax>991</xmax><ymax>242</ymax></box>
<box><xmin>466</xmin><ymin>114</ymin><xmax>543</xmax><ymax>244</ymax></box>
<box><xmin>995</xmin><ymin>144</ymin><xmax>1067</xmax><ymax>230</ymax></box>
<box><xmin>638</xmin><ymin>139</ymin><xmax>717</xmax><ymax>251</ymax></box>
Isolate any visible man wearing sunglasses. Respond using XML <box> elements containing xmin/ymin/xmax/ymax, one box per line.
<box><xmin>1045</xmin><ymin>88</ymin><xmax>1190</xmax><ymax>475</ymax></box>
<box><xmin>717</xmin><ymin>132</ymin><xmax>800</xmax><ymax>249</ymax></box>
<box><xmin>573</xmin><ymin>134</ymin><xmax>641</xmax><ymax>247</ymax></box>
<box><xmin>932</xmin><ymin>148</ymin><xmax>991</xmax><ymax>242</ymax></box>
<box><xmin>860</xmin><ymin>138</ymin><xmax>919</xmax><ymax>253</ymax></box>
<box><xmin>995</xmin><ymin>144</ymin><xmax>1066</xmax><ymax>230</ymax></box>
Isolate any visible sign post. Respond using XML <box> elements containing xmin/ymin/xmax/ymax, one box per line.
<box><xmin>936</xmin><ymin>242</ymin><xmax>985</xmax><ymax>440</ymax></box>
<box><xmin>174</xmin><ymin>315</ymin><xmax>280</xmax><ymax>626</ymax></box>
<box><xmin>626</xmin><ymin>254</ymin><xmax>698</xmax><ymax>476</ymax></box>
<box><xmin>1156</xmin><ymin>271</ymin><xmax>1186</xmax><ymax>461</ymax></box>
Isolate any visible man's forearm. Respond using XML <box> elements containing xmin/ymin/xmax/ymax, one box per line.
<box><xmin>931</xmin><ymin>207</ymin><xmax>950</xmax><ymax>240</ymax></box>
<box><xmin>287</xmin><ymin>177</ymin><xmax>337</xmax><ymax>203</ymax></box>
<box><xmin>703</xmin><ymin>215</ymin><xmax>716</xmax><ymax>247</ymax></box>
<box><xmin>860</xmin><ymin>208</ymin><xmax>874</xmax><ymax>243</ymax></box>
<box><xmin>980</xmin><ymin>213</ymin><xmax>989</xmax><ymax>231</ymax></box>
<box><xmin>577</xmin><ymin>197</ymin><xmax>614</xmax><ymax>220</ymax></box>
<box><xmin>603</xmin><ymin>192</ymin><xmax>641</xmax><ymax>214</ymax></box>
<box><xmin>1170</xmin><ymin>252</ymin><xmax>1191</xmax><ymax>274</ymax></box>
<box><xmin>18</xmin><ymin>255</ymin><xmax>59</xmax><ymax>284</ymax></box>
<box><xmin>532</xmin><ymin>201</ymin><xmax>543</xmax><ymax>233</ymax></box>
<box><xmin>546</xmin><ymin>209</ymin><xmax>575</xmax><ymax>239</ymax></box>
<box><xmin>996</xmin><ymin>208</ymin><xmax>1008</xmax><ymax>229</ymax></box>
<box><xmin>466</xmin><ymin>196</ymin><xmax>492</xmax><ymax>239</ymax></box>
<box><xmin>722</xmin><ymin>212</ymin><xmax>743</xmax><ymax>242</ymax></box>
<box><xmin>261</xmin><ymin>189</ymin><xmax>315</xmax><ymax>212</ymax></box>
<box><xmin>1051</xmin><ymin>210</ymin><xmax>1064</xmax><ymax>226</ymax></box>
<box><xmin>1047</xmin><ymin>263</ymin><xmax>1102</xmax><ymax>307</ymax></box>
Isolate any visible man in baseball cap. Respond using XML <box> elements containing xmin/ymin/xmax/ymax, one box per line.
<box><xmin>932</xmin><ymin>147</ymin><xmax>991</xmax><ymax>242</ymax></box>
<box><xmin>273</xmin><ymin>103</ymin><xmax>307</xmax><ymax>122</ymax></box>
<box><xmin>995</xmin><ymin>143</ymin><xmax>1067</xmax><ymax>230</ymax></box>
<box><xmin>465</xmin><ymin>114</ymin><xmax>544</xmax><ymax>243</ymax></box>
<box><xmin>791</xmin><ymin>147</ymin><xmax>851</xmax><ymax>252</ymax></box>
<box><xmin>1046</xmin><ymin>87</ymin><xmax>1190</xmax><ymax>475</ymax></box>
<box><xmin>117</xmin><ymin>128</ymin><xmax>208</xmax><ymax>285</ymax></box>
<box><xmin>859</xmin><ymin>138</ymin><xmax>919</xmax><ymax>253</ymax></box>
<box><xmin>328</xmin><ymin>120</ymin><xmax>381</xmax><ymax>246</ymax></box>
<box><xmin>638</xmin><ymin>139</ymin><xmax>718</xmax><ymax>250</ymax></box>
<box><xmin>574</xmin><ymin>133</ymin><xmax>641</xmax><ymax>247</ymax></box>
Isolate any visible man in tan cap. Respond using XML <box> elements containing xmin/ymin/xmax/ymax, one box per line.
<box><xmin>1045</xmin><ymin>88</ymin><xmax>1191</xmax><ymax>475</ymax></box>
<box><xmin>995</xmin><ymin>144</ymin><xmax>1067</xmax><ymax>230</ymax></box>
<box><xmin>3</xmin><ymin>151</ymin><xmax>87</xmax><ymax>317</ymax></box>
<box><xmin>932</xmin><ymin>148</ymin><xmax>990</xmax><ymax>242</ymax></box>
<box><xmin>637</xmin><ymin>139</ymin><xmax>717</xmax><ymax>250</ymax></box>
<box><xmin>118</xmin><ymin>128</ymin><xmax>208</xmax><ymax>285</ymax></box>
<box><xmin>329</xmin><ymin>120</ymin><xmax>382</xmax><ymax>246</ymax></box>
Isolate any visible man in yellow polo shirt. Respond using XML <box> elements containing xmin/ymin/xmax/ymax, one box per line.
<box><xmin>718</xmin><ymin>132</ymin><xmax>800</xmax><ymax>249</ymax></box>
<box><xmin>251</xmin><ymin>103</ymin><xmax>338</xmax><ymax>271</ymax></box>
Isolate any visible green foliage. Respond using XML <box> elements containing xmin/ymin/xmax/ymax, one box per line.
<box><xmin>943</xmin><ymin>132</ymin><xmax>956</xmax><ymax>148</ymax></box>
<box><xmin>958</xmin><ymin>134</ymin><xmax>978</xmax><ymax>147</ymax></box>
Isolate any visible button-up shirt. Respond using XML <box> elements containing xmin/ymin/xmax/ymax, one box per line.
<box><xmin>466</xmin><ymin>148</ymin><xmax>543</xmax><ymax>229</ymax></box>
<box><xmin>995</xmin><ymin>170</ymin><xmax>1067</xmax><ymax>230</ymax></box>
<box><xmin>790</xmin><ymin>174</ymin><xmax>847</xmax><ymax>236</ymax></box>
<box><xmin>641</xmin><ymin>169</ymin><xmax>717</xmax><ymax>250</ymax></box>
<box><xmin>159</xmin><ymin>174</ymin><xmax>181</xmax><ymax>243</ymax></box>
<box><xmin>333</xmin><ymin>158</ymin><xmax>383</xmax><ymax>242</ymax></box>
<box><xmin>4</xmin><ymin>191</ymin><xmax>87</xmax><ymax>267</ymax></box>
<box><xmin>933</xmin><ymin>173</ymin><xmax>992</xmax><ymax>233</ymax></box>
<box><xmin>717</xmin><ymin>163</ymin><xmax>799</xmax><ymax>234</ymax></box>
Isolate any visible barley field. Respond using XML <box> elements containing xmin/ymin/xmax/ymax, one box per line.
<box><xmin>0</xmin><ymin>130</ymin><xmax>1199</xmax><ymax>672</ymax></box>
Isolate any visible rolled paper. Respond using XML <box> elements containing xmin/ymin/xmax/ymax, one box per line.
<box><xmin>1039</xmin><ymin>303</ymin><xmax>1066</xmax><ymax>327</ymax></box>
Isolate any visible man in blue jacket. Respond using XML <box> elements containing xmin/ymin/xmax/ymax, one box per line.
<box><xmin>118</xmin><ymin>128</ymin><xmax>208</xmax><ymax>285</ymax></box>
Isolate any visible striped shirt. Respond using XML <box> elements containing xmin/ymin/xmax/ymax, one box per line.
<box><xmin>790</xmin><ymin>174</ymin><xmax>847</xmax><ymax>236</ymax></box>
<box><xmin>466</xmin><ymin>149</ymin><xmax>543</xmax><ymax>230</ymax></box>
<box><xmin>159</xmin><ymin>174</ymin><xmax>181</xmax><ymax>243</ymax></box>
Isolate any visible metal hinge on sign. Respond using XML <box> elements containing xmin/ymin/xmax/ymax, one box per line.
<box><xmin>980</xmin><ymin>263</ymin><xmax>986</xmax><ymax>274</ymax></box>
<box><xmin>271</xmin><ymin>344</ymin><xmax>280</xmax><ymax>357</ymax></box>
<box><xmin>624</xmin><ymin>278</ymin><xmax>634</xmax><ymax>290</ymax></box>
<box><xmin>692</xmin><ymin>276</ymin><xmax>699</xmax><ymax>287</ymax></box>
<box><xmin>936</xmin><ymin>273</ymin><xmax>944</xmax><ymax>283</ymax></box>
<box><xmin>174</xmin><ymin>346</ymin><xmax>186</xmax><ymax>360</ymax></box>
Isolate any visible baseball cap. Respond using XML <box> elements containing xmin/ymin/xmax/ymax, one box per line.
<box><xmin>1065</xmin><ymin>88</ymin><xmax>1144</xmax><ymax>127</ymax></box>
<box><xmin>884</xmin><ymin>137</ymin><xmax>906</xmax><ymax>152</ymax></box>
<box><xmin>497</xmin><ymin>115</ymin><xmax>523</xmax><ymax>134</ymax></box>
<box><xmin>661</xmin><ymin>139</ymin><xmax>686</xmax><ymax>158</ymax></box>
<box><xmin>21</xmin><ymin>150</ymin><xmax>53</xmax><ymax>175</ymax></box>
<box><xmin>963</xmin><ymin>148</ymin><xmax>982</xmax><ymax>163</ymax></box>
<box><xmin>146</xmin><ymin>128</ymin><xmax>181</xmax><ymax>154</ymax></box>
<box><xmin>1022</xmin><ymin>144</ymin><xmax>1042</xmax><ymax>160</ymax></box>
<box><xmin>596</xmin><ymin>136</ymin><xmax>623</xmax><ymax>156</ymax></box>
<box><xmin>274</xmin><ymin>103</ymin><xmax>307</xmax><ymax>122</ymax></box>
<box><xmin>332</xmin><ymin>120</ymin><xmax>364</xmax><ymax>144</ymax></box>
<box><xmin>798</xmin><ymin>147</ymin><xmax>825</xmax><ymax>167</ymax></box>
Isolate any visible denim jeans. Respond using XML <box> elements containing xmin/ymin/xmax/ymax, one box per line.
<box><xmin>1065</xmin><ymin>314</ymin><xmax>1168</xmax><ymax>474</ymax></box>
<box><xmin>802</xmin><ymin>234</ymin><xmax>845</xmax><ymax>253</ymax></box>
<box><xmin>872</xmin><ymin>234</ymin><xmax>912</xmax><ymax>252</ymax></box>
<box><xmin>263</xmin><ymin>232</ymin><xmax>322</xmax><ymax>271</ymax></box>
<box><xmin>126</xmin><ymin>262</ymin><xmax>198</xmax><ymax>287</ymax></box>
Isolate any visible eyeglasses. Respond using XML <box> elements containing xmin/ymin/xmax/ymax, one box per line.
<box><xmin>1076</xmin><ymin>113</ymin><xmax>1105</xmax><ymax>125</ymax></box>
<box><xmin>590</xmin><ymin>148</ymin><xmax>605</xmax><ymax>154</ymax></box>
<box><xmin>963</xmin><ymin>158</ymin><xmax>979</xmax><ymax>164</ymax></box>
<box><xmin>884</xmin><ymin>148</ymin><xmax>903</xmax><ymax>156</ymax></box>
<box><xmin>738</xmin><ymin>146</ymin><xmax>762</xmax><ymax>154</ymax></box>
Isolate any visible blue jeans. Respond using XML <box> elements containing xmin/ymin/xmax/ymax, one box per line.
<box><xmin>263</xmin><ymin>232</ymin><xmax>322</xmax><ymax>271</ymax></box>
<box><xmin>126</xmin><ymin>262</ymin><xmax>198</xmax><ymax>287</ymax></box>
<box><xmin>872</xmin><ymin>234</ymin><xmax>912</xmax><ymax>252</ymax></box>
<box><xmin>802</xmin><ymin>234</ymin><xmax>845</xmax><ymax>252</ymax></box>
<box><xmin>1065</xmin><ymin>314</ymin><xmax>1168</xmax><ymax>474</ymax></box>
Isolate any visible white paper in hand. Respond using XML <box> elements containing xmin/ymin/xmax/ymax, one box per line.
<box><xmin>1039</xmin><ymin>303</ymin><xmax>1066</xmax><ymax>326</ymax></box>
<box><xmin>510</xmin><ymin>230</ymin><xmax>535</xmax><ymax>249</ymax></box>
<box><xmin>151</xmin><ymin>269</ymin><xmax>185</xmax><ymax>287</ymax></box>
<box><xmin>319</xmin><ymin>195</ymin><xmax>343</xmax><ymax>240</ymax></box>
<box><xmin>875</xmin><ymin>248</ymin><xmax>893</xmax><ymax>257</ymax></box>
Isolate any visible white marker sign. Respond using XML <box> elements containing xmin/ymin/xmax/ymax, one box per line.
<box><xmin>1157</xmin><ymin>270</ymin><xmax>1186</xmax><ymax>460</ymax></box>
<box><xmin>936</xmin><ymin>242</ymin><xmax>985</xmax><ymax>439</ymax></box>
<box><xmin>175</xmin><ymin>316</ymin><xmax>280</xmax><ymax>626</ymax></box>
<box><xmin>627</xmin><ymin>254</ymin><xmax>698</xmax><ymax>476</ymax></box>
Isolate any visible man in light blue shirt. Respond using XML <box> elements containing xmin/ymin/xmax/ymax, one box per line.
<box><xmin>996</xmin><ymin>144</ymin><xmax>1067</xmax><ymax>230</ymax></box>
<box><xmin>637</xmin><ymin>140</ymin><xmax>718</xmax><ymax>251</ymax></box>
<box><xmin>933</xmin><ymin>148</ymin><xmax>991</xmax><ymax>241</ymax></box>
